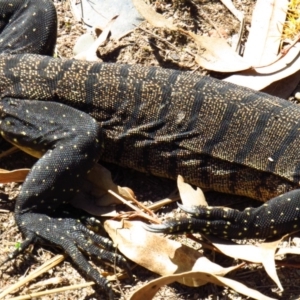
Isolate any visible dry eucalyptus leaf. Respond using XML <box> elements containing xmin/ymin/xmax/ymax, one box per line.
<box><xmin>243</xmin><ymin>0</ymin><xmax>288</xmax><ymax>66</ymax></box>
<box><xmin>71</xmin><ymin>163</ymin><xmax>136</xmax><ymax>216</ymax></box>
<box><xmin>206</xmin><ymin>235</ymin><xmax>284</xmax><ymax>290</ymax></box>
<box><xmin>0</xmin><ymin>168</ymin><xmax>29</xmax><ymax>183</ymax></box>
<box><xmin>70</xmin><ymin>191</ymin><xmax>118</xmax><ymax>216</ymax></box>
<box><xmin>220</xmin><ymin>0</ymin><xmax>244</xmax><ymax>22</ymax></box>
<box><xmin>71</xmin><ymin>0</ymin><xmax>143</xmax><ymax>40</ymax></box>
<box><xmin>177</xmin><ymin>175</ymin><xmax>207</xmax><ymax>206</ymax></box>
<box><xmin>129</xmin><ymin>270</ymin><xmax>276</xmax><ymax>300</ymax></box>
<box><xmin>132</xmin><ymin>0</ymin><xmax>177</xmax><ymax>30</ymax></box>
<box><xmin>225</xmin><ymin>47</ymin><xmax>300</xmax><ymax>90</ymax></box>
<box><xmin>185</xmin><ymin>31</ymin><xmax>250</xmax><ymax>72</ymax></box>
<box><xmin>104</xmin><ymin>220</ymin><xmax>238</xmax><ymax>286</ymax></box>
<box><xmin>88</xmin><ymin>163</ymin><xmax>135</xmax><ymax>206</ymax></box>
<box><xmin>254</xmin><ymin>43</ymin><xmax>300</xmax><ymax>74</ymax></box>
<box><xmin>74</xmin><ymin>16</ymin><xmax>117</xmax><ymax>61</ymax></box>
<box><xmin>73</xmin><ymin>33</ymin><xmax>95</xmax><ymax>57</ymax></box>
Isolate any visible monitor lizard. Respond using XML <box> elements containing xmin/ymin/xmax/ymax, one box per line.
<box><xmin>1</xmin><ymin>0</ymin><xmax>300</xmax><ymax>298</ymax></box>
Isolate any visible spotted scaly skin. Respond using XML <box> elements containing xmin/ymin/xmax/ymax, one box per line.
<box><xmin>0</xmin><ymin>1</ymin><xmax>130</xmax><ymax>299</ymax></box>
<box><xmin>146</xmin><ymin>191</ymin><xmax>300</xmax><ymax>239</ymax></box>
<box><xmin>2</xmin><ymin>0</ymin><xmax>300</xmax><ymax>298</ymax></box>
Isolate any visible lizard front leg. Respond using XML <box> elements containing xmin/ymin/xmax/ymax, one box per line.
<box><xmin>0</xmin><ymin>98</ymin><xmax>129</xmax><ymax>299</ymax></box>
<box><xmin>146</xmin><ymin>189</ymin><xmax>300</xmax><ymax>240</ymax></box>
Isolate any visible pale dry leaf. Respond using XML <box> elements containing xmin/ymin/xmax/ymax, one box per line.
<box><xmin>220</xmin><ymin>0</ymin><xmax>244</xmax><ymax>22</ymax></box>
<box><xmin>243</xmin><ymin>0</ymin><xmax>288</xmax><ymax>66</ymax></box>
<box><xmin>254</xmin><ymin>43</ymin><xmax>300</xmax><ymax>74</ymax></box>
<box><xmin>177</xmin><ymin>175</ymin><xmax>207</xmax><ymax>206</ymax></box>
<box><xmin>74</xmin><ymin>16</ymin><xmax>118</xmax><ymax>61</ymax></box>
<box><xmin>104</xmin><ymin>219</ymin><xmax>239</xmax><ymax>287</ymax></box>
<box><xmin>88</xmin><ymin>163</ymin><xmax>135</xmax><ymax>205</ymax></box>
<box><xmin>129</xmin><ymin>270</ymin><xmax>276</xmax><ymax>300</ymax></box>
<box><xmin>206</xmin><ymin>235</ymin><xmax>284</xmax><ymax>290</ymax></box>
<box><xmin>70</xmin><ymin>0</ymin><xmax>143</xmax><ymax>40</ymax></box>
<box><xmin>188</xmin><ymin>32</ymin><xmax>250</xmax><ymax>72</ymax></box>
<box><xmin>132</xmin><ymin>0</ymin><xmax>177</xmax><ymax>30</ymax></box>
<box><xmin>259</xmin><ymin>239</ymin><xmax>284</xmax><ymax>291</ymax></box>
<box><xmin>276</xmin><ymin>245</ymin><xmax>300</xmax><ymax>256</ymax></box>
<box><xmin>71</xmin><ymin>163</ymin><xmax>135</xmax><ymax>216</ymax></box>
<box><xmin>225</xmin><ymin>46</ymin><xmax>300</xmax><ymax>90</ymax></box>
<box><xmin>73</xmin><ymin>33</ymin><xmax>95</xmax><ymax>57</ymax></box>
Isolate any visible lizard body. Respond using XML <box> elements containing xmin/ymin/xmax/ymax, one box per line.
<box><xmin>2</xmin><ymin>53</ymin><xmax>299</xmax><ymax>202</ymax></box>
<box><xmin>2</xmin><ymin>0</ymin><xmax>300</xmax><ymax>297</ymax></box>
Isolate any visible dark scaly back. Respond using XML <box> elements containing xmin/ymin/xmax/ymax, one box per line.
<box><xmin>0</xmin><ymin>54</ymin><xmax>299</xmax><ymax>201</ymax></box>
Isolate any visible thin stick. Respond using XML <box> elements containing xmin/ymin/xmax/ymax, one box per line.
<box><xmin>0</xmin><ymin>254</ymin><xmax>66</xmax><ymax>299</ymax></box>
<box><xmin>5</xmin><ymin>282</ymin><xmax>95</xmax><ymax>300</ymax></box>
<box><xmin>0</xmin><ymin>147</ymin><xmax>19</xmax><ymax>159</ymax></box>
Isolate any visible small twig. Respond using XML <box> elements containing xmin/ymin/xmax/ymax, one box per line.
<box><xmin>137</xmin><ymin>26</ymin><xmax>196</xmax><ymax>58</ymax></box>
<box><xmin>147</xmin><ymin>195</ymin><xmax>180</xmax><ymax>211</ymax></box>
<box><xmin>199</xmin><ymin>10</ymin><xmax>224</xmax><ymax>39</ymax></box>
<box><xmin>108</xmin><ymin>189</ymin><xmax>154</xmax><ymax>217</ymax></box>
<box><xmin>6</xmin><ymin>282</ymin><xmax>95</xmax><ymax>300</ymax></box>
<box><xmin>108</xmin><ymin>190</ymin><xmax>160</xmax><ymax>223</ymax></box>
<box><xmin>0</xmin><ymin>254</ymin><xmax>66</xmax><ymax>299</ymax></box>
<box><xmin>113</xmin><ymin>246</ymin><xmax>126</xmax><ymax>298</ymax></box>
<box><xmin>0</xmin><ymin>147</ymin><xmax>19</xmax><ymax>159</ymax></box>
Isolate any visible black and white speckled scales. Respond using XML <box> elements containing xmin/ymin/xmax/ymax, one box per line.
<box><xmin>2</xmin><ymin>0</ymin><xmax>300</xmax><ymax>298</ymax></box>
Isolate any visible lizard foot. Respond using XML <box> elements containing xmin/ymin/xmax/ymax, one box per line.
<box><xmin>4</xmin><ymin>211</ymin><xmax>131</xmax><ymax>299</ymax></box>
<box><xmin>145</xmin><ymin>189</ymin><xmax>300</xmax><ymax>240</ymax></box>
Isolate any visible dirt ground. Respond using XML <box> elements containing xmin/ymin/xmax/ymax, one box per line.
<box><xmin>1</xmin><ymin>0</ymin><xmax>300</xmax><ymax>299</ymax></box>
